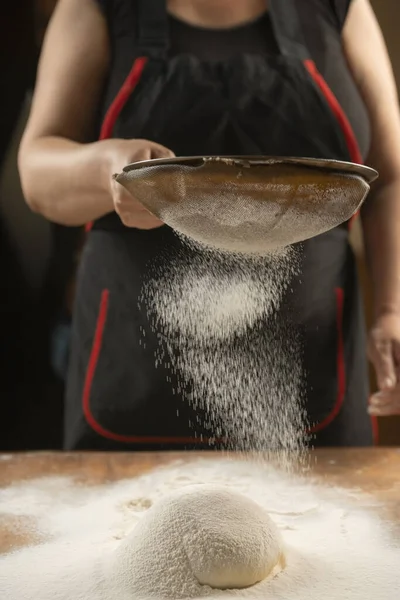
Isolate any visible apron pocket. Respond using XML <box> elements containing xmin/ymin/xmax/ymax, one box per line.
<box><xmin>307</xmin><ymin>287</ymin><xmax>346</xmax><ymax>434</ymax></box>
<box><xmin>81</xmin><ymin>288</ymin><xmax>210</xmax><ymax>445</ymax></box>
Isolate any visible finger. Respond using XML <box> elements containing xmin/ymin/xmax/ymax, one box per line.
<box><xmin>120</xmin><ymin>212</ymin><xmax>164</xmax><ymax>229</ymax></box>
<box><xmin>116</xmin><ymin>188</ymin><xmax>161</xmax><ymax>221</ymax></box>
<box><xmin>147</xmin><ymin>142</ymin><xmax>175</xmax><ymax>159</ymax></box>
<box><xmin>369</xmin><ymin>337</ymin><xmax>396</xmax><ymax>390</ymax></box>
<box><xmin>368</xmin><ymin>403</ymin><xmax>400</xmax><ymax>416</ymax></box>
<box><xmin>132</xmin><ymin>147</ymin><xmax>153</xmax><ymax>162</ymax></box>
<box><xmin>139</xmin><ymin>220</ymin><xmax>164</xmax><ymax>230</ymax></box>
<box><xmin>368</xmin><ymin>387</ymin><xmax>400</xmax><ymax>416</ymax></box>
<box><xmin>112</xmin><ymin>175</ymin><xmax>164</xmax><ymax>228</ymax></box>
<box><xmin>113</xmin><ymin>179</ymin><xmax>149</xmax><ymax>208</ymax></box>
<box><xmin>132</xmin><ymin>218</ymin><xmax>164</xmax><ymax>230</ymax></box>
<box><xmin>369</xmin><ymin>391</ymin><xmax>392</xmax><ymax>407</ymax></box>
<box><xmin>118</xmin><ymin>208</ymin><xmax>164</xmax><ymax>229</ymax></box>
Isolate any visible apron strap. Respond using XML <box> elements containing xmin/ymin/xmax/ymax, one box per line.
<box><xmin>135</xmin><ymin>0</ymin><xmax>169</xmax><ymax>58</ymax></box>
<box><xmin>269</xmin><ymin>0</ymin><xmax>311</xmax><ymax>60</ymax></box>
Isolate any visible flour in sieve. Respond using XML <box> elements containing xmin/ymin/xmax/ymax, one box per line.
<box><xmin>1</xmin><ymin>458</ymin><xmax>400</xmax><ymax>599</ymax></box>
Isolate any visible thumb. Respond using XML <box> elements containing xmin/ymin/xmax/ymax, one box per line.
<box><xmin>148</xmin><ymin>142</ymin><xmax>175</xmax><ymax>160</ymax></box>
<box><xmin>369</xmin><ymin>336</ymin><xmax>396</xmax><ymax>391</ymax></box>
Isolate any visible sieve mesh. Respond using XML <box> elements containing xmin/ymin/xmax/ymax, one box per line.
<box><xmin>116</xmin><ymin>157</ymin><xmax>377</xmax><ymax>255</ymax></box>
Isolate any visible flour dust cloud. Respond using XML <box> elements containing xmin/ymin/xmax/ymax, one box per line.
<box><xmin>140</xmin><ymin>237</ymin><xmax>309</xmax><ymax>462</ymax></box>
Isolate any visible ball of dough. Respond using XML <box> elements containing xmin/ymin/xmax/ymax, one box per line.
<box><xmin>181</xmin><ymin>485</ymin><xmax>283</xmax><ymax>589</ymax></box>
<box><xmin>109</xmin><ymin>484</ymin><xmax>283</xmax><ymax>598</ymax></box>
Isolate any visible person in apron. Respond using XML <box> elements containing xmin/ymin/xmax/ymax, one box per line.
<box><xmin>18</xmin><ymin>0</ymin><xmax>400</xmax><ymax>449</ymax></box>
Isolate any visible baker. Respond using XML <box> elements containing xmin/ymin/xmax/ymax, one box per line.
<box><xmin>18</xmin><ymin>0</ymin><xmax>400</xmax><ymax>449</ymax></box>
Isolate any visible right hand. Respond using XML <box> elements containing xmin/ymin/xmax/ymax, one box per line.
<box><xmin>102</xmin><ymin>138</ymin><xmax>175</xmax><ymax>229</ymax></box>
<box><xmin>368</xmin><ymin>312</ymin><xmax>400</xmax><ymax>416</ymax></box>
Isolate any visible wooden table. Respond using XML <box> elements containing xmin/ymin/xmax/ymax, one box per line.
<box><xmin>1</xmin><ymin>448</ymin><xmax>400</xmax><ymax>555</ymax></box>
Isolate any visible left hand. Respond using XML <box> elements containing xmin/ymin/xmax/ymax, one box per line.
<box><xmin>367</xmin><ymin>313</ymin><xmax>400</xmax><ymax>416</ymax></box>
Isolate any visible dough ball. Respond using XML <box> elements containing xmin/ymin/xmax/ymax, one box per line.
<box><xmin>181</xmin><ymin>485</ymin><xmax>283</xmax><ymax>589</ymax></box>
<box><xmin>109</xmin><ymin>484</ymin><xmax>283</xmax><ymax>598</ymax></box>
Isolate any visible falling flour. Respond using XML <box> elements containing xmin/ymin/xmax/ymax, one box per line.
<box><xmin>140</xmin><ymin>237</ymin><xmax>309</xmax><ymax>464</ymax></box>
<box><xmin>1</xmin><ymin>458</ymin><xmax>399</xmax><ymax>599</ymax></box>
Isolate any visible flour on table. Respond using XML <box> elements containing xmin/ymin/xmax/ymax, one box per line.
<box><xmin>1</xmin><ymin>458</ymin><xmax>399</xmax><ymax>600</ymax></box>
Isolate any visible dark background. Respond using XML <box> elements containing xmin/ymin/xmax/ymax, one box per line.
<box><xmin>0</xmin><ymin>0</ymin><xmax>399</xmax><ymax>450</ymax></box>
<box><xmin>0</xmin><ymin>0</ymin><xmax>77</xmax><ymax>451</ymax></box>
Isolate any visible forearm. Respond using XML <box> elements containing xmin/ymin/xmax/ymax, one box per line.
<box><xmin>18</xmin><ymin>137</ymin><xmax>114</xmax><ymax>226</ymax></box>
<box><xmin>361</xmin><ymin>179</ymin><xmax>400</xmax><ymax>318</ymax></box>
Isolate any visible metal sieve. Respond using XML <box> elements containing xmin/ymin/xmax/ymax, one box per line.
<box><xmin>115</xmin><ymin>156</ymin><xmax>378</xmax><ymax>255</ymax></box>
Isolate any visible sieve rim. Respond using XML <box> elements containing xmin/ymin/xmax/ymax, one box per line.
<box><xmin>119</xmin><ymin>155</ymin><xmax>378</xmax><ymax>184</ymax></box>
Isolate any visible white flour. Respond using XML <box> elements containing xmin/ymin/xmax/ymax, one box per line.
<box><xmin>141</xmin><ymin>240</ymin><xmax>308</xmax><ymax>463</ymax></box>
<box><xmin>1</xmin><ymin>458</ymin><xmax>399</xmax><ymax>599</ymax></box>
<box><xmin>110</xmin><ymin>484</ymin><xmax>283</xmax><ymax>597</ymax></box>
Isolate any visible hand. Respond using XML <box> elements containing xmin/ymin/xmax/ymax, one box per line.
<box><xmin>103</xmin><ymin>138</ymin><xmax>175</xmax><ymax>229</ymax></box>
<box><xmin>367</xmin><ymin>312</ymin><xmax>400</xmax><ymax>416</ymax></box>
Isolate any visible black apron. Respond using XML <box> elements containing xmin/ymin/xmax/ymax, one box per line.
<box><xmin>65</xmin><ymin>0</ymin><xmax>377</xmax><ymax>450</ymax></box>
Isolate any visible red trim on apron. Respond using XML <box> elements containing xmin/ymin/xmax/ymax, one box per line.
<box><xmin>308</xmin><ymin>287</ymin><xmax>346</xmax><ymax>434</ymax></box>
<box><xmin>304</xmin><ymin>60</ymin><xmax>362</xmax><ymax>165</ymax></box>
<box><xmin>85</xmin><ymin>57</ymin><xmax>149</xmax><ymax>233</ymax></box>
<box><xmin>304</xmin><ymin>59</ymin><xmax>362</xmax><ymax>232</ymax></box>
<box><xmin>82</xmin><ymin>289</ymin><xmax>210</xmax><ymax>445</ymax></box>
<box><xmin>371</xmin><ymin>413</ymin><xmax>379</xmax><ymax>445</ymax></box>
<box><xmin>304</xmin><ymin>60</ymin><xmax>378</xmax><ymax>444</ymax></box>
<box><xmin>99</xmin><ymin>57</ymin><xmax>149</xmax><ymax>141</ymax></box>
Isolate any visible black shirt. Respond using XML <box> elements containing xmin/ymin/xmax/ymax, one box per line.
<box><xmin>98</xmin><ymin>0</ymin><xmax>370</xmax><ymax>157</ymax></box>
